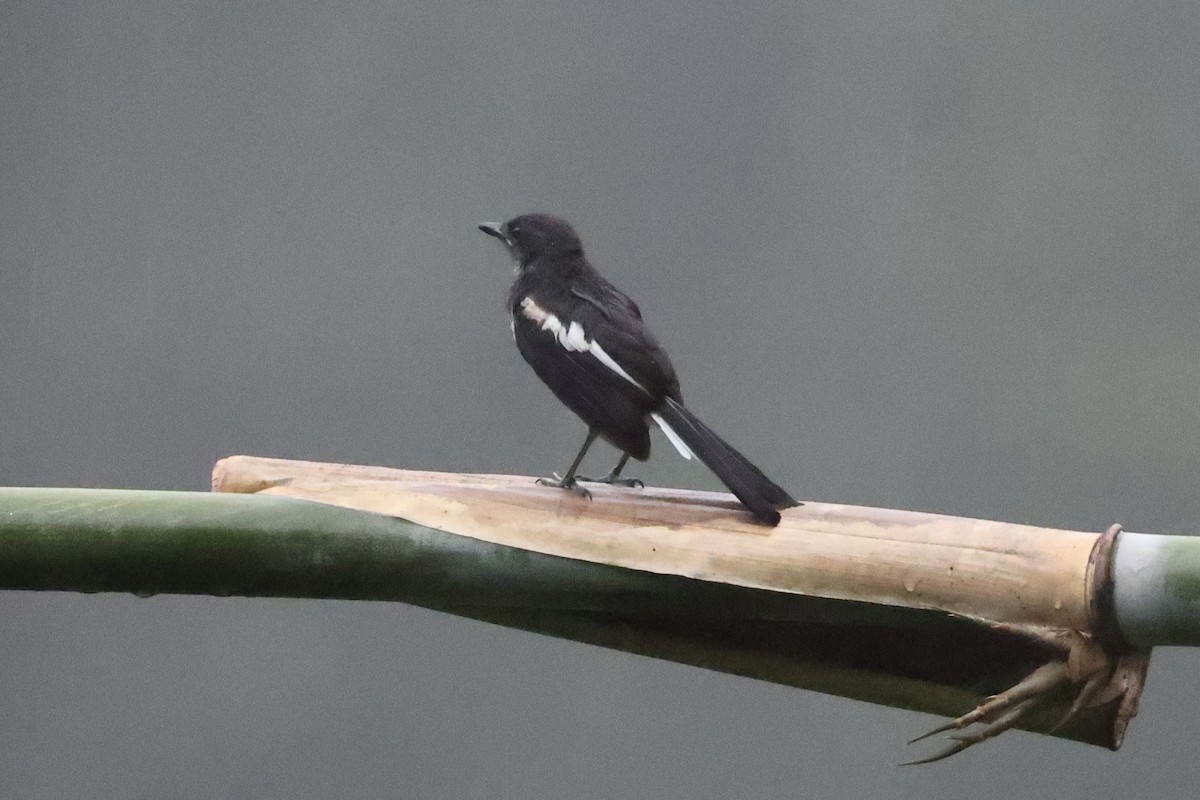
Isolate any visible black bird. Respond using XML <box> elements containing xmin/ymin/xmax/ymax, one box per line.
<box><xmin>479</xmin><ymin>213</ymin><xmax>798</xmax><ymax>525</ymax></box>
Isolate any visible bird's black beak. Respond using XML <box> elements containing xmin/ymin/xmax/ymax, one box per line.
<box><xmin>478</xmin><ymin>222</ymin><xmax>508</xmax><ymax>244</ymax></box>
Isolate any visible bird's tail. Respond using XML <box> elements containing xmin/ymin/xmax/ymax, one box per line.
<box><xmin>653</xmin><ymin>397</ymin><xmax>798</xmax><ymax>526</ymax></box>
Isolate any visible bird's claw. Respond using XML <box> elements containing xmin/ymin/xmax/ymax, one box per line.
<box><xmin>536</xmin><ymin>474</ymin><xmax>592</xmax><ymax>500</ymax></box>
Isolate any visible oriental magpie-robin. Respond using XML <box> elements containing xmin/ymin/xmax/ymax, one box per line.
<box><xmin>479</xmin><ymin>213</ymin><xmax>798</xmax><ymax>525</ymax></box>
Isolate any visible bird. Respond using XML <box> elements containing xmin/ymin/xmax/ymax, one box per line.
<box><xmin>479</xmin><ymin>213</ymin><xmax>798</xmax><ymax>525</ymax></box>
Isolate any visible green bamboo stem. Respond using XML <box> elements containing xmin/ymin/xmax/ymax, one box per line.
<box><xmin>0</xmin><ymin>487</ymin><xmax>741</xmax><ymax>609</ymax></box>
<box><xmin>0</xmin><ymin>487</ymin><xmax>974</xmax><ymax>624</ymax></box>
<box><xmin>1113</xmin><ymin>532</ymin><xmax>1200</xmax><ymax>646</ymax></box>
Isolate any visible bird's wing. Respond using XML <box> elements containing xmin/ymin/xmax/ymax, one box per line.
<box><xmin>564</xmin><ymin>283</ymin><xmax>680</xmax><ymax>401</ymax></box>
<box><xmin>514</xmin><ymin>293</ymin><xmax>651</xmax><ymax>397</ymax></box>
<box><xmin>512</xmin><ymin>290</ymin><xmax>659</xmax><ymax>457</ymax></box>
<box><xmin>571</xmin><ymin>284</ymin><xmax>642</xmax><ymax>321</ymax></box>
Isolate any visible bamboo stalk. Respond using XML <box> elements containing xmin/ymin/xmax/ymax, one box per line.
<box><xmin>0</xmin><ymin>482</ymin><xmax>1128</xmax><ymax>751</ymax></box>
<box><xmin>3</xmin><ymin>457</ymin><xmax>1174</xmax><ymax>757</ymax></box>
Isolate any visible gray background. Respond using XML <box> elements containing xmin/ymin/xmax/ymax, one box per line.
<box><xmin>2</xmin><ymin>1</ymin><xmax>1199</xmax><ymax>797</ymax></box>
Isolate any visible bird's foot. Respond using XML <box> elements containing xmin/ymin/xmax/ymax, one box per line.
<box><xmin>578</xmin><ymin>472</ymin><xmax>644</xmax><ymax>489</ymax></box>
<box><xmin>536</xmin><ymin>474</ymin><xmax>592</xmax><ymax>500</ymax></box>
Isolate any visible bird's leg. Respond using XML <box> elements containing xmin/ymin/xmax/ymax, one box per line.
<box><xmin>578</xmin><ymin>453</ymin><xmax>644</xmax><ymax>488</ymax></box>
<box><xmin>537</xmin><ymin>428</ymin><xmax>598</xmax><ymax>499</ymax></box>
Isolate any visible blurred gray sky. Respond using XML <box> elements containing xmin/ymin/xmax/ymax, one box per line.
<box><xmin>3</xmin><ymin>1</ymin><xmax>1200</xmax><ymax>797</ymax></box>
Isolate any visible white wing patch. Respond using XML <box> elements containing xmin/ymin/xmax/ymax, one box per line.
<box><xmin>651</xmin><ymin>413</ymin><xmax>694</xmax><ymax>460</ymax></box>
<box><xmin>562</xmin><ymin>321</ymin><xmax>589</xmax><ymax>352</ymax></box>
<box><xmin>589</xmin><ymin>340</ymin><xmax>644</xmax><ymax>389</ymax></box>
<box><xmin>520</xmin><ymin>296</ymin><xmax>648</xmax><ymax>393</ymax></box>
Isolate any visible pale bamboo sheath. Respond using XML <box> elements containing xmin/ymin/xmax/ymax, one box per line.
<box><xmin>214</xmin><ymin>455</ymin><xmax>1100</xmax><ymax>630</ymax></box>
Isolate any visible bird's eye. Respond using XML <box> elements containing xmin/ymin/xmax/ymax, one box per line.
<box><xmin>508</xmin><ymin>224</ymin><xmax>521</xmax><ymax>237</ymax></box>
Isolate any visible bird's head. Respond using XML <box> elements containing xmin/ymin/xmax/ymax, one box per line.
<box><xmin>478</xmin><ymin>213</ymin><xmax>584</xmax><ymax>269</ymax></box>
